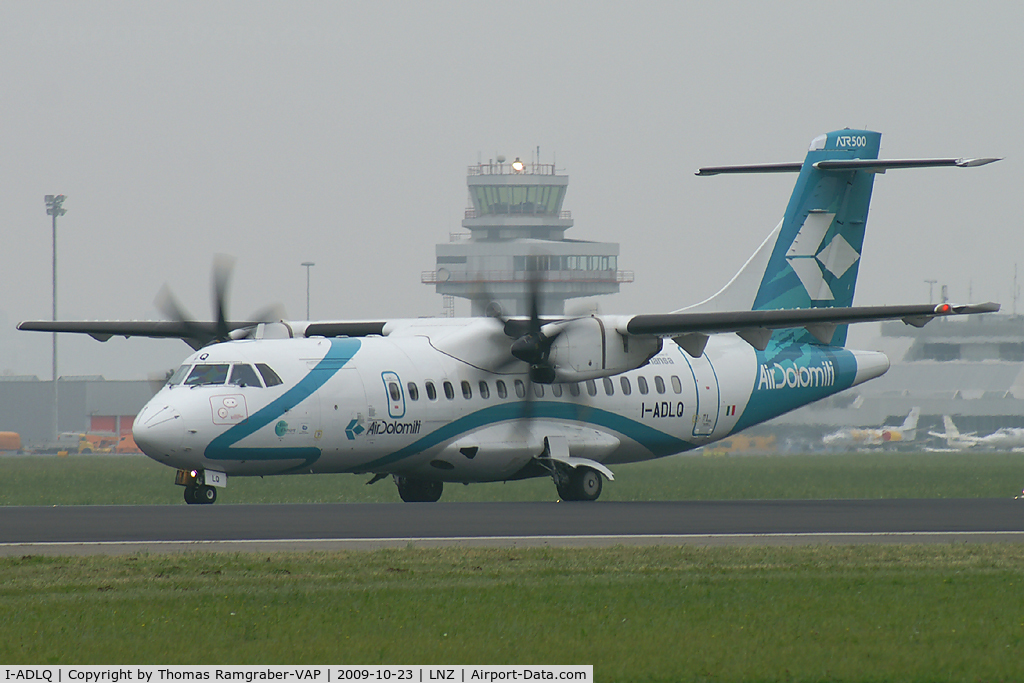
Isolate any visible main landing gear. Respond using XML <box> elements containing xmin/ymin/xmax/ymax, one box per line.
<box><xmin>538</xmin><ymin>436</ymin><xmax>610</xmax><ymax>502</ymax></box>
<box><xmin>394</xmin><ymin>476</ymin><xmax>444</xmax><ymax>503</ymax></box>
<box><xmin>555</xmin><ymin>466</ymin><xmax>603</xmax><ymax>502</ymax></box>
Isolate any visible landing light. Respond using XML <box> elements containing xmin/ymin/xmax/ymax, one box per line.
<box><xmin>511</xmin><ymin>157</ymin><xmax>524</xmax><ymax>172</ymax></box>
<box><xmin>190</xmin><ymin>469</ymin><xmax>199</xmax><ymax>478</ymax></box>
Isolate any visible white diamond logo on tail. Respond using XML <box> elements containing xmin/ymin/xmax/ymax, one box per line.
<box><xmin>816</xmin><ymin>234</ymin><xmax>860</xmax><ymax>279</ymax></box>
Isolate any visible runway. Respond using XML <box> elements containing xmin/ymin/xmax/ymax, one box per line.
<box><xmin>2</xmin><ymin>499</ymin><xmax>1023</xmax><ymax>555</ymax></box>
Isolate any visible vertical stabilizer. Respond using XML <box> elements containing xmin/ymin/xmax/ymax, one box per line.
<box><xmin>681</xmin><ymin>130</ymin><xmax>882</xmax><ymax>346</ymax></box>
<box><xmin>751</xmin><ymin>130</ymin><xmax>881</xmax><ymax>345</ymax></box>
<box><xmin>899</xmin><ymin>407</ymin><xmax>921</xmax><ymax>440</ymax></box>
<box><xmin>901</xmin><ymin>407</ymin><xmax>921</xmax><ymax>430</ymax></box>
<box><xmin>942</xmin><ymin>415</ymin><xmax>961</xmax><ymax>440</ymax></box>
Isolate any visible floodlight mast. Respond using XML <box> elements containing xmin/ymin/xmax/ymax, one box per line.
<box><xmin>44</xmin><ymin>194</ymin><xmax>66</xmax><ymax>440</ymax></box>
<box><xmin>301</xmin><ymin>262</ymin><xmax>315</xmax><ymax>319</ymax></box>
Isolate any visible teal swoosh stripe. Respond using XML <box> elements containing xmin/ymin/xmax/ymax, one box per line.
<box><xmin>204</xmin><ymin>338</ymin><xmax>361</xmax><ymax>462</ymax></box>
<box><xmin>359</xmin><ymin>400</ymin><xmax>694</xmax><ymax>471</ymax></box>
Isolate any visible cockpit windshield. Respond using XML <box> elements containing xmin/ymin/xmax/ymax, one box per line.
<box><xmin>169</xmin><ymin>362</ymin><xmax>282</xmax><ymax>388</ymax></box>
<box><xmin>167</xmin><ymin>364</ymin><xmax>190</xmax><ymax>386</ymax></box>
<box><xmin>184</xmin><ymin>364</ymin><xmax>230</xmax><ymax>386</ymax></box>
<box><xmin>228</xmin><ymin>364</ymin><xmax>262</xmax><ymax>388</ymax></box>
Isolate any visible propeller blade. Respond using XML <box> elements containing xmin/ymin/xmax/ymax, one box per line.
<box><xmin>154</xmin><ymin>285</ymin><xmax>211</xmax><ymax>350</ymax></box>
<box><xmin>212</xmin><ymin>254</ymin><xmax>236</xmax><ymax>342</ymax></box>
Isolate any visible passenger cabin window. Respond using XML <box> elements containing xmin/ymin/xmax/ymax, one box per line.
<box><xmin>552</xmin><ymin>384</ymin><xmax>563</xmax><ymax>398</ymax></box>
<box><xmin>568</xmin><ymin>383</ymin><xmax>580</xmax><ymax>397</ymax></box>
<box><xmin>620</xmin><ymin>377</ymin><xmax>632</xmax><ymax>395</ymax></box>
<box><xmin>496</xmin><ymin>380</ymin><xmax>508</xmax><ymax>399</ymax></box>
<box><xmin>408</xmin><ymin>382</ymin><xmax>419</xmax><ymax>401</ymax></box>
<box><xmin>388</xmin><ymin>382</ymin><xmax>402</xmax><ymax>402</ymax></box>
<box><xmin>443</xmin><ymin>381</ymin><xmax>455</xmax><ymax>400</ymax></box>
<box><xmin>479</xmin><ymin>381</ymin><xmax>490</xmax><ymax>399</ymax></box>
<box><xmin>185</xmin><ymin>364</ymin><xmax>229</xmax><ymax>386</ymax></box>
<box><xmin>514</xmin><ymin>380</ymin><xmax>526</xmax><ymax>398</ymax></box>
<box><xmin>533</xmin><ymin>383</ymin><xmax>544</xmax><ymax>398</ymax></box>
<box><xmin>586</xmin><ymin>380</ymin><xmax>597</xmax><ymax>397</ymax></box>
<box><xmin>638</xmin><ymin>376</ymin><xmax>649</xmax><ymax>395</ymax></box>
<box><xmin>256</xmin><ymin>363</ymin><xmax>283</xmax><ymax>387</ymax></box>
<box><xmin>426</xmin><ymin>381</ymin><xmax>437</xmax><ymax>401</ymax></box>
<box><xmin>228</xmin><ymin>364</ymin><xmax>262</xmax><ymax>388</ymax></box>
<box><xmin>671</xmin><ymin>376</ymin><xmax>682</xmax><ymax>394</ymax></box>
<box><xmin>655</xmin><ymin>376</ymin><xmax>666</xmax><ymax>394</ymax></box>
<box><xmin>603</xmin><ymin>377</ymin><xmax>615</xmax><ymax>396</ymax></box>
<box><xmin>461</xmin><ymin>381</ymin><xmax>473</xmax><ymax>400</ymax></box>
<box><xmin>167</xmin><ymin>365</ymin><xmax>190</xmax><ymax>386</ymax></box>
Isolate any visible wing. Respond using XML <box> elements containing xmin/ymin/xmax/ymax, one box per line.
<box><xmin>17</xmin><ymin>318</ymin><xmax>394</xmax><ymax>351</ymax></box>
<box><xmin>16</xmin><ymin>320</ymin><xmax>263</xmax><ymax>351</ymax></box>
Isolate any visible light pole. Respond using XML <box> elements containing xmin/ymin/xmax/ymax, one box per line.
<box><xmin>45</xmin><ymin>194</ymin><xmax>66</xmax><ymax>439</ymax></box>
<box><xmin>301</xmin><ymin>262</ymin><xmax>315</xmax><ymax>319</ymax></box>
<box><xmin>924</xmin><ymin>279</ymin><xmax>937</xmax><ymax>305</ymax></box>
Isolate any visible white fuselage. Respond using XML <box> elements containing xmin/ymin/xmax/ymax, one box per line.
<box><xmin>133</xmin><ymin>318</ymin><xmax>889</xmax><ymax>483</ymax></box>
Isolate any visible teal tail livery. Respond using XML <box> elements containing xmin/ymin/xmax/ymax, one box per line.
<box><xmin>753</xmin><ymin>130</ymin><xmax>882</xmax><ymax>320</ymax></box>
<box><xmin>18</xmin><ymin>130</ymin><xmax>1001</xmax><ymax>503</ymax></box>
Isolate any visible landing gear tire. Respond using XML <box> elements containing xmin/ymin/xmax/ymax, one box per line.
<box><xmin>184</xmin><ymin>485</ymin><xmax>217</xmax><ymax>505</ymax></box>
<box><xmin>395</xmin><ymin>477</ymin><xmax>443</xmax><ymax>503</ymax></box>
<box><xmin>557</xmin><ymin>467</ymin><xmax>603</xmax><ymax>502</ymax></box>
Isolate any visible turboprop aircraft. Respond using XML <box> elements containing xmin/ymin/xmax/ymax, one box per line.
<box><xmin>928</xmin><ymin>415</ymin><xmax>1024</xmax><ymax>451</ymax></box>
<box><xmin>822</xmin><ymin>407</ymin><xmax>920</xmax><ymax>449</ymax></box>
<box><xmin>20</xmin><ymin>129</ymin><xmax>1000</xmax><ymax>504</ymax></box>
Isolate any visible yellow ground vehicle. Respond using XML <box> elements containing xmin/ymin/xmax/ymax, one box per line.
<box><xmin>56</xmin><ymin>432</ymin><xmax>118</xmax><ymax>454</ymax></box>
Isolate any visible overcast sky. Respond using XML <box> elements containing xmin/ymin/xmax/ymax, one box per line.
<box><xmin>1</xmin><ymin>1</ymin><xmax>1020</xmax><ymax>380</ymax></box>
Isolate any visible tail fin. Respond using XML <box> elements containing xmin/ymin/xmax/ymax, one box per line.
<box><xmin>901</xmin><ymin>407</ymin><xmax>921</xmax><ymax>431</ymax></box>
<box><xmin>942</xmin><ymin>415</ymin><xmax>961</xmax><ymax>439</ymax></box>
<box><xmin>900</xmin><ymin>407</ymin><xmax>921</xmax><ymax>440</ymax></box>
<box><xmin>751</xmin><ymin>131</ymin><xmax>881</xmax><ymax>332</ymax></box>
<box><xmin>682</xmin><ymin>130</ymin><xmax>882</xmax><ymax>346</ymax></box>
<box><xmin>682</xmin><ymin>131</ymin><xmax>997</xmax><ymax>346</ymax></box>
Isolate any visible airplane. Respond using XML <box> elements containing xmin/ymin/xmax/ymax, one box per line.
<box><xmin>928</xmin><ymin>415</ymin><xmax>1024</xmax><ymax>451</ymax></box>
<box><xmin>822</xmin><ymin>407</ymin><xmax>920</xmax><ymax>449</ymax></box>
<box><xmin>19</xmin><ymin>129</ymin><xmax>1001</xmax><ymax>504</ymax></box>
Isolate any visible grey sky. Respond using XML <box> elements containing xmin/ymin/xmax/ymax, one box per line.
<box><xmin>1</xmin><ymin>1</ymin><xmax>1020</xmax><ymax>380</ymax></box>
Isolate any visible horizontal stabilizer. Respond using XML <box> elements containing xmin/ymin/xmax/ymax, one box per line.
<box><xmin>697</xmin><ymin>158</ymin><xmax>1001</xmax><ymax>176</ymax></box>
<box><xmin>814</xmin><ymin>157</ymin><xmax>1002</xmax><ymax>173</ymax></box>
<box><xmin>696</xmin><ymin>162</ymin><xmax>802</xmax><ymax>176</ymax></box>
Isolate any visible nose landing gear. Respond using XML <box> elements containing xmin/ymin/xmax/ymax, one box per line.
<box><xmin>176</xmin><ymin>468</ymin><xmax>224</xmax><ymax>504</ymax></box>
<box><xmin>183</xmin><ymin>484</ymin><xmax>217</xmax><ymax>505</ymax></box>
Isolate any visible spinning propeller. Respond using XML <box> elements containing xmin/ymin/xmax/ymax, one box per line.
<box><xmin>154</xmin><ymin>255</ymin><xmax>282</xmax><ymax>350</ymax></box>
<box><xmin>488</xmin><ymin>273</ymin><xmax>567</xmax><ymax>385</ymax></box>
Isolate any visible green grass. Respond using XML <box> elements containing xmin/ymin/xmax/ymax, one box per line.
<box><xmin>2</xmin><ymin>451</ymin><xmax>1023</xmax><ymax>505</ymax></box>
<box><xmin>2</xmin><ymin>545</ymin><xmax>1023</xmax><ymax>681</ymax></box>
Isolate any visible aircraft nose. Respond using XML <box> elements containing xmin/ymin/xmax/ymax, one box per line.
<box><xmin>133</xmin><ymin>403</ymin><xmax>184</xmax><ymax>457</ymax></box>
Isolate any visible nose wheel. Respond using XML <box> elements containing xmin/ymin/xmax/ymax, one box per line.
<box><xmin>184</xmin><ymin>485</ymin><xmax>217</xmax><ymax>505</ymax></box>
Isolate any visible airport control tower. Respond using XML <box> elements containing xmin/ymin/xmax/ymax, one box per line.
<box><xmin>423</xmin><ymin>156</ymin><xmax>632</xmax><ymax>317</ymax></box>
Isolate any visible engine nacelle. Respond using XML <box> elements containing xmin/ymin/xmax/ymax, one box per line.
<box><xmin>545</xmin><ymin>316</ymin><xmax>661</xmax><ymax>383</ymax></box>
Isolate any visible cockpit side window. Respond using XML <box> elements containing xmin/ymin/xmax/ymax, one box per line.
<box><xmin>167</xmin><ymin>364</ymin><xmax>191</xmax><ymax>386</ymax></box>
<box><xmin>229</xmin><ymin>364</ymin><xmax>263</xmax><ymax>388</ymax></box>
<box><xmin>184</xmin><ymin>364</ymin><xmax>230</xmax><ymax>386</ymax></box>
<box><xmin>256</xmin><ymin>363</ymin><xmax>283</xmax><ymax>387</ymax></box>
